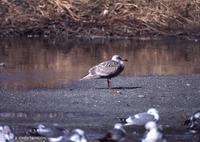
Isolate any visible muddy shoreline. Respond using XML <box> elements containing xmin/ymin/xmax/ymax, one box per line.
<box><xmin>0</xmin><ymin>74</ymin><xmax>200</xmax><ymax>128</ymax></box>
<box><xmin>0</xmin><ymin>23</ymin><xmax>199</xmax><ymax>41</ymax></box>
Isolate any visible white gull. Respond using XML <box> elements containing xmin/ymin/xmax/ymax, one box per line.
<box><xmin>142</xmin><ymin>121</ymin><xmax>166</xmax><ymax>142</ymax></box>
<box><xmin>120</xmin><ymin>108</ymin><xmax>159</xmax><ymax>126</ymax></box>
<box><xmin>0</xmin><ymin>125</ymin><xmax>15</xmax><ymax>142</ymax></box>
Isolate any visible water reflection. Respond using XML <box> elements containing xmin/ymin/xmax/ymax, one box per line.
<box><xmin>0</xmin><ymin>38</ymin><xmax>200</xmax><ymax>89</ymax></box>
<box><xmin>0</xmin><ymin>111</ymin><xmax>104</xmax><ymax>121</ymax></box>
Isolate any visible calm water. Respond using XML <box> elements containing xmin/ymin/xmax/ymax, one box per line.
<box><xmin>0</xmin><ymin>38</ymin><xmax>200</xmax><ymax>89</ymax></box>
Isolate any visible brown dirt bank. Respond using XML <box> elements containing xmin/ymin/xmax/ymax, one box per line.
<box><xmin>0</xmin><ymin>0</ymin><xmax>200</xmax><ymax>40</ymax></box>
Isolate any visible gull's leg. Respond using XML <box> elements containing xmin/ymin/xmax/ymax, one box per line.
<box><xmin>107</xmin><ymin>79</ymin><xmax>109</xmax><ymax>89</ymax></box>
<box><xmin>107</xmin><ymin>79</ymin><xmax>111</xmax><ymax>89</ymax></box>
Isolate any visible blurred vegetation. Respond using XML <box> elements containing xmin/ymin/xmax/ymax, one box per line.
<box><xmin>0</xmin><ymin>0</ymin><xmax>200</xmax><ymax>39</ymax></box>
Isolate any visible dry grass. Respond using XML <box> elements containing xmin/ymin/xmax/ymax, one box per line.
<box><xmin>0</xmin><ymin>0</ymin><xmax>200</xmax><ymax>38</ymax></box>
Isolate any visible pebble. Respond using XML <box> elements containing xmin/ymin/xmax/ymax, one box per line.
<box><xmin>138</xmin><ymin>95</ymin><xmax>145</xmax><ymax>98</ymax></box>
<box><xmin>186</xmin><ymin>83</ymin><xmax>191</xmax><ymax>87</ymax></box>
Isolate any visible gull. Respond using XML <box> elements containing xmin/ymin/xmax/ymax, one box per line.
<box><xmin>28</xmin><ymin>124</ymin><xmax>87</xmax><ymax>142</ymax></box>
<box><xmin>28</xmin><ymin>124</ymin><xmax>67</xmax><ymax>142</ymax></box>
<box><xmin>80</xmin><ymin>55</ymin><xmax>128</xmax><ymax>89</ymax></box>
<box><xmin>0</xmin><ymin>125</ymin><xmax>15</xmax><ymax>142</ymax></box>
<box><xmin>68</xmin><ymin>129</ymin><xmax>87</xmax><ymax>142</ymax></box>
<box><xmin>119</xmin><ymin>108</ymin><xmax>159</xmax><ymax>126</ymax></box>
<box><xmin>0</xmin><ymin>62</ymin><xmax>5</xmax><ymax>67</ymax></box>
<box><xmin>184</xmin><ymin>111</ymin><xmax>200</xmax><ymax>132</ymax></box>
<box><xmin>98</xmin><ymin>123</ymin><xmax>126</xmax><ymax>142</ymax></box>
<box><xmin>142</xmin><ymin>121</ymin><xmax>166</xmax><ymax>142</ymax></box>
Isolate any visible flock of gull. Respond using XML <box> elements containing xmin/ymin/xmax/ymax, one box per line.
<box><xmin>0</xmin><ymin>109</ymin><xmax>200</xmax><ymax>142</ymax></box>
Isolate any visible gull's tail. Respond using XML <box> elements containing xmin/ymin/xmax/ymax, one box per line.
<box><xmin>80</xmin><ymin>74</ymin><xmax>100</xmax><ymax>80</ymax></box>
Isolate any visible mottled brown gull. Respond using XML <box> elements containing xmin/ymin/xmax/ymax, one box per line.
<box><xmin>80</xmin><ymin>55</ymin><xmax>128</xmax><ymax>89</ymax></box>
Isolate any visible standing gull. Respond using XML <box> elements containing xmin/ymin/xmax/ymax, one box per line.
<box><xmin>80</xmin><ymin>55</ymin><xmax>128</xmax><ymax>89</ymax></box>
<box><xmin>119</xmin><ymin>108</ymin><xmax>159</xmax><ymax>126</ymax></box>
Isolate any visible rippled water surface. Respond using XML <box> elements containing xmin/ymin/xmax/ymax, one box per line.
<box><xmin>0</xmin><ymin>38</ymin><xmax>200</xmax><ymax>89</ymax></box>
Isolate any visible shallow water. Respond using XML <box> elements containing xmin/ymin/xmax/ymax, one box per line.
<box><xmin>0</xmin><ymin>38</ymin><xmax>200</xmax><ymax>90</ymax></box>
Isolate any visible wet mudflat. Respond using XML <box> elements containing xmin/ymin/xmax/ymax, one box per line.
<box><xmin>0</xmin><ymin>38</ymin><xmax>200</xmax><ymax>141</ymax></box>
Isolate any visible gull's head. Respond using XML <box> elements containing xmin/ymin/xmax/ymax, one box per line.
<box><xmin>145</xmin><ymin>121</ymin><xmax>157</xmax><ymax>130</ymax></box>
<box><xmin>111</xmin><ymin>55</ymin><xmax>128</xmax><ymax>63</ymax></box>
<box><xmin>147</xmin><ymin>108</ymin><xmax>159</xmax><ymax>120</ymax></box>
<box><xmin>37</xmin><ymin>124</ymin><xmax>46</xmax><ymax>130</ymax></box>
<box><xmin>114</xmin><ymin>123</ymin><xmax>126</xmax><ymax>133</ymax></box>
<box><xmin>147</xmin><ymin>108</ymin><xmax>160</xmax><ymax>121</ymax></box>
<box><xmin>114</xmin><ymin>123</ymin><xmax>123</xmax><ymax>129</ymax></box>
<box><xmin>36</xmin><ymin>124</ymin><xmax>51</xmax><ymax>135</ymax></box>
<box><xmin>194</xmin><ymin>111</ymin><xmax>200</xmax><ymax>119</ymax></box>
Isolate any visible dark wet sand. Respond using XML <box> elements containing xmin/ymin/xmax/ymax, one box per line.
<box><xmin>0</xmin><ymin>74</ymin><xmax>200</xmax><ymax>141</ymax></box>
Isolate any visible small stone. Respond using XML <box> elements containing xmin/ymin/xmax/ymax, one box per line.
<box><xmin>186</xmin><ymin>83</ymin><xmax>191</xmax><ymax>87</ymax></box>
<box><xmin>138</xmin><ymin>95</ymin><xmax>145</xmax><ymax>98</ymax></box>
<box><xmin>102</xmin><ymin>9</ymin><xmax>108</xmax><ymax>16</ymax></box>
<box><xmin>116</xmin><ymin>91</ymin><xmax>121</xmax><ymax>94</ymax></box>
<box><xmin>111</xmin><ymin>90</ymin><xmax>122</xmax><ymax>95</ymax></box>
<box><xmin>27</xmin><ymin>35</ymin><xmax>32</xmax><ymax>38</ymax></box>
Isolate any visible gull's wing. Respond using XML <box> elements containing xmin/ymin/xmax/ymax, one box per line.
<box><xmin>89</xmin><ymin>60</ymin><xmax>122</xmax><ymax>77</ymax></box>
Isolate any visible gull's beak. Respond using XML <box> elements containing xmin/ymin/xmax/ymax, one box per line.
<box><xmin>122</xmin><ymin>59</ymin><xmax>128</xmax><ymax>62</ymax></box>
